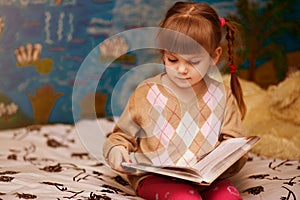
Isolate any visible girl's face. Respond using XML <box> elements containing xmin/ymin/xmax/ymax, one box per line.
<box><xmin>163</xmin><ymin>51</ymin><xmax>212</xmax><ymax>88</ymax></box>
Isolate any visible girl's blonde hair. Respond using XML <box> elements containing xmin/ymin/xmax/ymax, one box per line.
<box><xmin>159</xmin><ymin>1</ymin><xmax>246</xmax><ymax>119</ymax></box>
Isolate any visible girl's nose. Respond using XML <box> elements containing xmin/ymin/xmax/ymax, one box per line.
<box><xmin>177</xmin><ymin>64</ymin><xmax>188</xmax><ymax>74</ymax></box>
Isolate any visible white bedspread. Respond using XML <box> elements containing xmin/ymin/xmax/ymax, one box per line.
<box><xmin>0</xmin><ymin>119</ymin><xmax>299</xmax><ymax>199</ymax></box>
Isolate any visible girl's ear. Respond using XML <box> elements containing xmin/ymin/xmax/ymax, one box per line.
<box><xmin>212</xmin><ymin>46</ymin><xmax>222</xmax><ymax>64</ymax></box>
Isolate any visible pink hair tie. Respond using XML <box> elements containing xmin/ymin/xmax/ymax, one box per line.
<box><xmin>229</xmin><ymin>64</ymin><xmax>236</xmax><ymax>73</ymax></box>
<box><xmin>219</xmin><ymin>18</ymin><xmax>226</xmax><ymax>27</ymax></box>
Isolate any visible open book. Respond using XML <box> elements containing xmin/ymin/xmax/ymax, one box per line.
<box><xmin>122</xmin><ymin>136</ymin><xmax>260</xmax><ymax>186</ymax></box>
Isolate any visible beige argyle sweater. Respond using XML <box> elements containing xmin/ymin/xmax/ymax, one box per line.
<box><xmin>103</xmin><ymin>73</ymin><xmax>247</xmax><ymax>191</ymax></box>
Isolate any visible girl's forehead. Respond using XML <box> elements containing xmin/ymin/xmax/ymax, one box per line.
<box><xmin>164</xmin><ymin>51</ymin><xmax>209</xmax><ymax>59</ymax></box>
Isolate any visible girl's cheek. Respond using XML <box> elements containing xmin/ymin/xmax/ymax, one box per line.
<box><xmin>195</xmin><ymin>61</ymin><xmax>210</xmax><ymax>77</ymax></box>
<box><xmin>165</xmin><ymin>67</ymin><xmax>176</xmax><ymax>75</ymax></box>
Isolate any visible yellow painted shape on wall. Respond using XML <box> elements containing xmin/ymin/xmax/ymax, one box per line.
<box><xmin>17</xmin><ymin>58</ymin><xmax>53</xmax><ymax>75</ymax></box>
<box><xmin>28</xmin><ymin>85</ymin><xmax>63</xmax><ymax>124</ymax></box>
<box><xmin>34</xmin><ymin>58</ymin><xmax>53</xmax><ymax>74</ymax></box>
<box><xmin>79</xmin><ymin>92</ymin><xmax>108</xmax><ymax>119</ymax></box>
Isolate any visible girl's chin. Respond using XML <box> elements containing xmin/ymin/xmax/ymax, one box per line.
<box><xmin>172</xmin><ymin>81</ymin><xmax>192</xmax><ymax>88</ymax></box>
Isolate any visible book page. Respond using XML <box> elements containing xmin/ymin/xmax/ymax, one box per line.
<box><xmin>162</xmin><ymin>166</ymin><xmax>201</xmax><ymax>176</ymax></box>
<box><xmin>200</xmin><ymin>146</ymin><xmax>245</xmax><ymax>182</ymax></box>
<box><xmin>122</xmin><ymin>162</ymin><xmax>202</xmax><ymax>181</ymax></box>
<box><xmin>194</xmin><ymin>136</ymin><xmax>259</xmax><ymax>182</ymax></box>
<box><xmin>202</xmin><ymin>136</ymin><xmax>259</xmax><ymax>182</ymax></box>
<box><xmin>194</xmin><ymin>137</ymin><xmax>248</xmax><ymax>174</ymax></box>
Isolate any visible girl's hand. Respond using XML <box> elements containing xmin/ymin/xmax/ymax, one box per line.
<box><xmin>107</xmin><ymin>146</ymin><xmax>131</xmax><ymax>173</ymax></box>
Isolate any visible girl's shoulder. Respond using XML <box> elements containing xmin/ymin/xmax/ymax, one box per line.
<box><xmin>205</xmin><ymin>76</ymin><xmax>232</xmax><ymax>97</ymax></box>
<box><xmin>128</xmin><ymin>73</ymin><xmax>166</xmax><ymax>115</ymax></box>
<box><xmin>139</xmin><ymin>73</ymin><xmax>163</xmax><ymax>85</ymax></box>
<box><xmin>134</xmin><ymin>73</ymin><xmax>164</xmax><ymax>92</ymax></box>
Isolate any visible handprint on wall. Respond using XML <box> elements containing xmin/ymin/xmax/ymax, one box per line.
<box><xmin>14</xmin><ymin>43</ymin><xmax>53</xmax><ymax>74</ymax></box>
<box><xmin>99</xmin><ymin>37</ymin><xmax>129</xmax><ymax>59</ymax></box>
<box><xmin>78</xmin><ymin>92</ymin><xmax>108</xmax><ymax>119</ymax></box>
<box><xmin>14</xmin><ymin>43</ymin><xmax>41</xmax><ymax>65</ymax></box>
<box><xmin>0</xmin><ymin>16</ymin><xmax>5</xmax><ymax>39</ymax></box>
<box><xmin>99</xmin><ymin>36</ymin><xmax>135</xmax><ymax>64</ymax></box>
<box><xmin>28</xmin><ymin>85</ymin><xmax>63</xmax><ymax>124</ymax></box>
<box><xmin>0</xmin><ymin>102</ymin><xmax>18</xmax><ymax>121</ymax></box>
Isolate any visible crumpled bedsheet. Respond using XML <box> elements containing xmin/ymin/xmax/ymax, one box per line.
<box><xmin>0</xmin><ymin>119</ymin><xmax>299</xmax><ymax>199</ymax></box>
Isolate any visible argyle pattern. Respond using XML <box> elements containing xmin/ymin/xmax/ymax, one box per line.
<box><xmin>144</xmin><ymin>81</ymin><xmax>225</xmax><ymax>168</ymax></box>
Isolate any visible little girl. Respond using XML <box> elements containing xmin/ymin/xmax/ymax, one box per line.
<box><xmin>103</xmin><ymin>2</ymin><xmax>247</xmax><ymax>199</ymax></box>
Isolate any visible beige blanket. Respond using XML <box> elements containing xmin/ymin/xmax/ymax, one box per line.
<box><xmin>223</xmin><ymin>71</ymin><xmax>300</xmax><ymax>159</ymax></box>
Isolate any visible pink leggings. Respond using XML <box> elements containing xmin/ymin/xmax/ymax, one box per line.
<box><xmin>137</xmin><ymin>175</ymin><xmax>242</xmax><ymax>200</ymax></box>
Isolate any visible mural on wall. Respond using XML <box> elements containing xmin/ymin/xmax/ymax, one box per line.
<box><xmin>229</xmin><ymin>0</ymin><xmax>300</xmax><ymax>86</ymax></box>
<box><xmin>28</xmin><ymin>84</ymin><xmax>63</xmax><ymax>124</ymax></box>
<box><xmin>0</xmin><ymin>0</ymin><xmax>299</xmax><ymax>129</ymax></box>
<box><xmin>14</xmin><ymin>43</ymin><xmax>54</xmax><ymax>75</ymax></box>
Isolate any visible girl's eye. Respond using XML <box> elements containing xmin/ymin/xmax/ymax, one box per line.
<box><xmin>168</xmin><ymin>58</ymin><xmax>178</xmax><ymax>63</ymax></box>
<box><xmin>190</xmin><ymin>60</ymin><xmax>200</xmax><ymax>65</ymax></box>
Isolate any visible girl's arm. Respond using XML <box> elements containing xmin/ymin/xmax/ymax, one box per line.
<box><xmin>103</xmin><ymin>94</ymin><xmax>140</xmax><ymax>172</ymax></box>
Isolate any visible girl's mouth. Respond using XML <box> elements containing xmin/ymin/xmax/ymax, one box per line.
<box><xmin>176</xmin><ymin>77</ymin><xmax>189</xmax><ymax>81</ymax></box>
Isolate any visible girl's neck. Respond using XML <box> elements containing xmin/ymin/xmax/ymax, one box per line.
<box><xmin>161</xmin><ymin>73</ymin><xmax>202</xmax><ymax>103</ymax></box>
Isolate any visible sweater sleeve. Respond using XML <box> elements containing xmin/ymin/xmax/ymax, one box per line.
<box><xmin>221</xmin><ymin>87</ymin><xmax>244</xmax><ymax>138</ymax></box>
<box><xmin>103</xmin><ymin>93</ymin><xmax>140</xmax><ymax>160</ymax></box>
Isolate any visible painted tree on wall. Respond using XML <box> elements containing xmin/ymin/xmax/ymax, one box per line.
<box><xmin>229</xmin><ymin>0</ymin><xmax>300</xmax><ymax>82</ymax></box>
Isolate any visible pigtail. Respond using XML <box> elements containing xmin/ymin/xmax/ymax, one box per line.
<box><xmin>224</xmin><ymin>19</ymin><xmax>247</xmax><ymax>119</ymax></box>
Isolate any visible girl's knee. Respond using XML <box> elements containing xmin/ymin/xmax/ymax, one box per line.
<box><xmin>137</xmin><ymin>176</ymin><xmax>203</xmax><ymax>200</ymax></box>
<box><xmin>223</xmin><ymin>185</ymin><xmax>242</xmax><ymax>200</ymax></box>
<box><xmin>167</xmin><ymin>188</ymin><xmax>202</xmax><ymax>200</ymax></box>
<box><xmin>139</xmin><ymin>188</ymin><xmax>202</xmax><ymax>200</ymax></box>
<box><xmin>202</xmin><ymin>179</ymin><xmax>242</xmax><ymax>200</ymax></box>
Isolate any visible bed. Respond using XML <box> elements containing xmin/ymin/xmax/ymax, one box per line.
<box><xmin>0</xmin><ymin>118</ymin><xmax>299</xmax><ymax>200</ymax></box>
